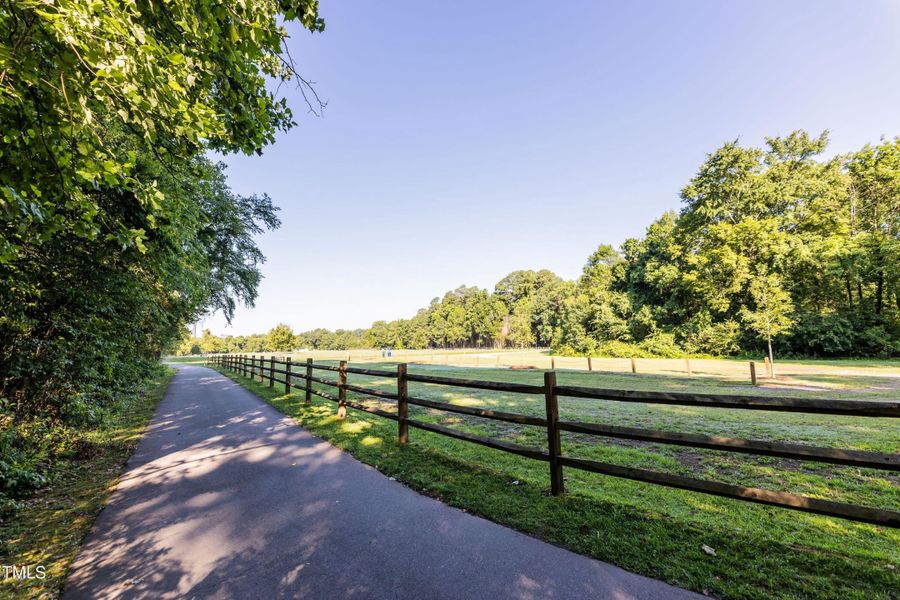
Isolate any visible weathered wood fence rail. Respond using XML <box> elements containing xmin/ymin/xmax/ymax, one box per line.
<box><xmin>209</xmin><ymin>354</ymin><xmax>900</xmax><ymax>528</ymax></box>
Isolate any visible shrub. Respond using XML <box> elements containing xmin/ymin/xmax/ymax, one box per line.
<box><xmin>682</xmin><ymin>320</ymin><xmax>742</xmax><ymax>356</ymax></box>
<box><xmin>639</xmin><ymin>332</ymin><xmax>683</xmax><ymax>357</ymax></box>
<box><xmin>786</xmin><ymin>312</ymin><xmax>900</xmax><ymax>357</ymax></box>
<box><xmin>593</xmin><ymin>341</ymin><xmax>653</xmax><ymax>358</ymax></box>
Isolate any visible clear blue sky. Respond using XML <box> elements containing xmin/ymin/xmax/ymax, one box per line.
<box><xmin>200</xmin><ymin>0</ymin><xmax>900</xmax><ymax>336</ymax></box>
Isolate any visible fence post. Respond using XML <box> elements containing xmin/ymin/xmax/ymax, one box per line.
<box><xmin>551</xmin><ymin>356</ymin><xmax>556</xmax><ymax>370</ymax></box>
<box><xmin>269</xmin><ymin>356</ymin><xmax>275</xmax><ymax>387</ymax></box>
<box><xmin>764</xmin><ymin>356</ymin><xmax>771</xmax><ymax>378</ymax></box>
<box><xmin>397</xmin><ymin>363</ymin><xmax>409</xmax><ymax>444</ymax></box>
<box><xmin>630</xmin><ymin>357</ymin><xmax>637</xmax><ymax>374</ymax></box>
<box><xmin>338</xmin><ymin>360</ymin><xmax>347</xmax><ymax>418</ymax></box>
<box><xmin>685</xmin><ymin>357</ymin><xmax>692</xmax><ymax>376</ymax></box>
<box><xmin>588</xmin><ymin>357</ymin><xmax>592</xmax><ymax>372</ymax></box>
<box><xmin>305</xmin><ymin>358</ymin><xmax>313</xmax><ymax>404</ymax></box>
<box><xmin>544</xmin><ymin>370</ymin><xmax>564</xmax><ymax>496</ymax></box>
<box><xmin>750</xmin><ymin>361</ymin><xmax>758</xmax><ymax>386</ymax></box>
<box><xmin>285</xmin><ymin>358</ymin><xmax>292</xmax><ymax>395</ymax></box>
<box><xmin>258</xmin><ymin>356</ymin><xmax>264</xmax><ymax>383</ymax></box>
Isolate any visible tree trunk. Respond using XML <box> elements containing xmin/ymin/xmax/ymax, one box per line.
<box><xmin>876</xmin><ymin>270</ymin><xmax>884</xmax><ymax>315</ymax></box>
<box><xmin>767</xmin><ymin>336</ymin><xmax>775</xmax><ymax>379</ymax></box>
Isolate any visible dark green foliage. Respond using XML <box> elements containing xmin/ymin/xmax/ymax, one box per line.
<box><xmin>1</xmin><ymin>0</ymin><xmax>320</xmax><ymax>501</ymax></box>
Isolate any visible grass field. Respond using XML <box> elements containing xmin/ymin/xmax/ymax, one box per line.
<box><xmin>213</xmin><ymin>357</ymin><xmax>899</xmax><ymax>599</ymax></box>
<box><xmin>163</xmin><ymin>355</ymin><xmax>208</xmax><ymax>364</ymax></box>
<box><xmin>0</xmin><ymin>369</ymin><xmax>174</xmax><ymax>600</ymax></box>
<box><xmin>212</xmin><ymin>348</ymin><xmax>900</xmax><ymax>397</ymax></box>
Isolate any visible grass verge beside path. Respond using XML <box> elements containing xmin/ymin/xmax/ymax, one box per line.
<box><xmin>0</xmin><ymin>368</ymin><xmax>175</xmax><ymax>600</ymax></box>
<box><xmin>214</xmin><ymin>364</ymin><xmax>899</xmax><ymax>600</ymax></box>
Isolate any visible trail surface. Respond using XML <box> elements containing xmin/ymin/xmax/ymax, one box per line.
<box><xmin>64</xmin><ymin>365</ymin><xmax>700</xmax><ymax>599</ymax></box>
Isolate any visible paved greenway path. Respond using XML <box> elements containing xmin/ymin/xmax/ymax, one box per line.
<box><xmin>64</xmin><ymin>365</ymin><xmax>701</xmax><ymax>600</ymax></box>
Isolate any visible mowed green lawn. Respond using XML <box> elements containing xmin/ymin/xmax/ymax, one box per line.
<box><xmin>163</xmin><ymin>355</ymin><xmax>209</xmax><ymax>364</ymax></box>
<box><xmin>215</xmin><ymin>358</ymin><xmax>899</xmax><ymax>599</ymax></box>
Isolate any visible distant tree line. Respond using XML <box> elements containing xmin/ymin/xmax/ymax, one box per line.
<box><xmin>184</xmin><ymin>131</ymin><xmax>899</xmax><ymax>361</ymax></box>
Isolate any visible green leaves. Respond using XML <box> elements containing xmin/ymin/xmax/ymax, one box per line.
<box><xmin>0</xmin><ymin>0</ymin><xmax>321</xmax><ymax>425</ymax></box>
<box><xmin>1</xmin><ymin>0</ymin><xmax>324</xmax><ymax>261</ymax></box>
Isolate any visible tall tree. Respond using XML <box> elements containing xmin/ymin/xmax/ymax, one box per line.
<box><xmin>267</xmin><ymin>323</ymin><xmax>296</xmax><ymax>352</ymax></box>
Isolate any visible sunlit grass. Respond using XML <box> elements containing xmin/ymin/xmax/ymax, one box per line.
<box><xmin>216</xmin><ymin>363</ymin><xmax>899</xmax><ymax>600</ymax></box>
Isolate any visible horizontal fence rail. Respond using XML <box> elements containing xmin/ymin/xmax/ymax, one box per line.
<box><xmin>209</xmin><ymin>354</ymin><xmax>900</xmax><ymax>528</ymax></box>
<box><xmin>554</xmin><ymin>385</ymin><xmax>900</xmax><ymax>417</ymax></box>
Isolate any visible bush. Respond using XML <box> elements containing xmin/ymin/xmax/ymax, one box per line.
<box><xmin>639</xmin><ymin>332</ymin><xmax>683</xmax><ymax>357</ymax></box>
<box><xmin>681</xmin><ymin>320</ymin><xmax>742</xmax><ymax>356</ymax></box>
<box><xmin>786</xmin><ymin>312</ymin><xmax>900</xmax><ymax>357</ymax></box>
<box><xmin>785</xmin><ymin>312</ymin><xmax>854</xmax><ymax>356</ymax></box>
<box><xmin>593</xmin><ymin>341</ymin><xmax>653</xmax><ymax>358</ymax></box>
<box><xmin>555</xmin><ymin>333</ymin><xmax>685</xmax><ymax>358</ymax></box>
<box><xmin>0</xmin><ymin>420</ymin><xmax>51</xmax><ymax>497</ymax></box>
<box><xmin>856</xmin><ymin>324</ymin><xmax>900</xmax><ymax>357</ymax></box>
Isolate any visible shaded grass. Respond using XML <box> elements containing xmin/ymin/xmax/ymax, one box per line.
<box><xmin>216</xmin><ymin>363</ymin><xmax>899</xmax><ymax>600</ymax></box>
<box><xmin>0</xmin><ymin>369</ymin><xmax>174</xmax><ymax>600</ymax></box>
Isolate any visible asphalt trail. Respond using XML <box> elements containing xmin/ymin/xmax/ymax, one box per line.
<box><xmin>63</xmin><ymin>365</ymin><xmax>700</xmax><ymax>599</ymax></box>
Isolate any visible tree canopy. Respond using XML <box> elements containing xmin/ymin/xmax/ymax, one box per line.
<box><xmin>1</xmin><ymin>0</ymin><xmax>323</xmax><ymax>498</ymax></box>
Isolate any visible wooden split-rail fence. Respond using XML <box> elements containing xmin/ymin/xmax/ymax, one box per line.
<box><xmin>209</xmin><ymin>354</ymin><xmax>900</xmax><ymax>528</ymax></box>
